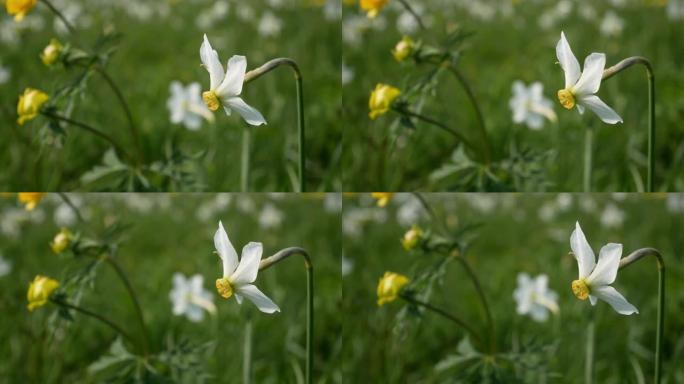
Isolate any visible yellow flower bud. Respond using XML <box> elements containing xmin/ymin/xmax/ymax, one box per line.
<box><xmin>5</xmin><ymin>0</ymin><xmax>37</xmax><ymax>22</ymax></box>
<box><xmin>392</xmin><ymin>36</ymin><xmax>415</xmax><ymax>62</ymax></box>
<box><xmin>50</xmin><ymin>228</ymin><xmax>73</xmax><ymax>254</ymax></box>
<box><xmin>17</xmin><ymin>88</ymin><xmax>49</xmax><ymax>125</ymax></box>
<box><xmin>27</xmin><ymin>275</ymin><xmax>59</xmax><ymax>311</ymax></box>
<box><xmin>377</xmin><ymin>271</ymin><xmax>409</xmax><ymax>306</ymax></box>
<box><xmin>17</xmin><ymin>192</ymin><xmax>45</xmax><ymax>211</ymax></box>
<box><xmin>41</xmin><ymin>39</ymin><xmax>63</xmax><ymax>66</ymax></box>
<box><xmin>368</xmin><ymin>84</ymin><xmax>401</xmax><ymax>120</ymax></box>
<box><xmin>401</xmin><ymin>225</ymin><xmax>423</xmax><ymax>251</ymax></box>
<box><xmin>371</xmin><ymin>192</ymin><xmax>394</xmax><ymax>207</ymax></box>
<box><xmin>360</xmin><ymin>0</ymin><xmax>389</xmax><ymax>18</ymax></box>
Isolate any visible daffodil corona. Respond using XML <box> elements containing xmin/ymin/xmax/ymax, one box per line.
<box><xmin>5</xmin><ymin>0</ymin><xmax>37</xmax><ymax>22</ymax></box>
<box><xmin>555</xmin><ymin>32</ymin><xmax>622</xmax><ymax>124</ymax></box>
<box><xmin>17</xmin><ymin>88</ymin><xmax>49</xmax><ymax>125</ymax></box>
<box><xmin>27</xmin><ymin>275</ymin><xmax>59</xmax><ymax>311</ymax></box>
<box><xmin>368</xmin><ymin>84</ymin><xmax>400</xmax><ymax>120</ymax></box>
<box><xmin>214</xmin><ymin>221</ymin><xmax>280</xmax><ymax>313</ymax></box>
<box><xmin>569</xmin><ymin>222</ymin><xmax>638</xmax><ymax>315</ymax></box>
<box><xmin>377</xmin><ymin>271</ymin><xmax>409</xmax><ymax>306</ymax></box>
<box><xmin>360</xmin><ymin>0</ymin><xmax>389</xmax><ymax>18</ymax></box>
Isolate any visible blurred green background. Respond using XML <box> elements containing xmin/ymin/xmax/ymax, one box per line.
<box><xmin>342</xmin><ymin>0</ymin><xmax>684</xmax><ymax>191</ymax></box>
<box><xmin>0</xmin><ymin>193</ymin><xmax>342</xmax><ymax>383</ymax></box>
<box><xmin>0</xmin><ymin>0</ymin><xmax>341</xmax><ymax>192</ymax></box>
<box><xmin>342</xmin><ymin>193</ymin><xmax>684</xmax><ymax>382</ymax></box>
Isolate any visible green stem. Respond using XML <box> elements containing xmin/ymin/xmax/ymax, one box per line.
<box><xmin>103</xmin><ymin>255</ymin><xmax>150</xmax><ymax>357</ymax></box>
<box><xmin>394</xmin><ymin>107</ymin><xmax>477</xmax><ymax>152</ymax></box>
<box><xmin>40</xmin><ymin>0</ymin><xmax>76</xmax><ymax>35</ymax></box>
<box><xmin>50</xmin><ymin>298</ymin><xmax>136</xmax><ymax>346</ymax></box>
<box><xmin>455</xmin><ymin>257</ymin><xmax>495</xmax><ymax>353</ymax></box>
<box><xmin>243</xmin><ymin>320</ymin><xmax>252</xmax><ymax>384</ymax></box>
<box><xmin>92</xmin><ymin>66</ymin><xmax>143</xmax><ymax>164</ymax></box>
<box><xmin>586</xmin><ymin>311</ymin><xmax>595</xmax><ymax>384</ymax></box>
<box><xmin>584</xmin><ymin>126</ymin><xmax>593</xmax><ymax>192</ymax></box>
<box><xmin>259</xmin><ymin>247</ymin><xmax>313</xmax><ymax>384</ymax></box>
<box><xmin>399</xmin><ymin>293</ymin><xmax>483</xmax><ymax>347</ymax></box>
<box><xmin>244</xmin><ymin>58</ymin><xmax>306</xmax><ymax>192</ymax></box>
<box><xmin>411</xmin><ymin>192</ymin><xmax>446</xmax><ymax>231</ymax></box>
<box><xmin>602</xmin><ymin>57</ymin><xmax>655</xmax><ymax>192</ymax></box>
<box><xmin>40</xmin><ymin>111</ymin><xmax>132</xmax><ymax>162</ymax></box>
<box><xmin>396</xmin><ymin>0</ymin><xmax>426</xmax><ymax>30</ymax></box>
<box><xmin>241</xmin><ymin>127</ymin><xmax>251</xmax><ymax>192</ymax></box>
<box><xmin>57</xmin><ymin>193</ymin><xmax>84</xmax><ymax>223</ymax></box>
<box><xmin>619</xmin><ymin>248</ymin><xmax>665</xmax><ymax>384</ymax></box>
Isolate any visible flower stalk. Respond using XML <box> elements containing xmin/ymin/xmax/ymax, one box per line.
<box><xmin>396</xmin><ymin>0</ymin><xmax>426</xmax><ymax>31</ymax></box>
<box><xmin>585</xmin><ymin>311</ymin><xmax>595</xmax><ymax>384</ymax></box>
<box><xmin>40</xmin><ymin>0</ymin><xmax>76</xmax><ymax>35</ymax></box>
<box><xmin>392</xmin><ymin>106</ymin><xmax>476</xmax><ymax>152</ymax></box>
<box><xmin>584</xmin><ymin>126</ymin><xmax>593</xmax><ymax>192</ymax></box>
<box><xmin>241</xmin><ymin>127</ymin><xmax>251</xmax><ymax>192</ymax></box>
<box><xmin>243</xmin><ymin>320</ymin><xmax>253</xmax><ymax>384</ymax></box>
<box><xmin>259</xmin><ymin>247</ymin><xmax>313</xmax><ymax>384</ymax></box>
<box><xmin>244</xmin><ymin>58</ymin><xmax>306</xmax><ymax>192</ymax></box>
<box><xmin>602</xmin><ymin>57</ymin><xmax>656</xmax><ymax>192</ymax></box>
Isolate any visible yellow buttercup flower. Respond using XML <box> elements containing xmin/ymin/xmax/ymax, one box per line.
<box><xmin>27</xmin><ymin>275</ymin><xmax>59</xmax><ymax>311</ymax></box>
<box><xmin>401</xmin><ymin>225</ymin><xmax>423</xmax><ymax>251</ymax></box>
<box><xmin>41</xmin><ymin>39</ymin><xmax>63</xmax><ymax>66</ymax></box>
<box><xmin>377</xmin><ymin>271</ymin><xmax>409</xmax><ymax>306</ymax></box>
<box><xmin>5</xmin><ymin>0</ymin><xmax>37</xmax><ymax>22</ymax></box>
<box><xmin>360</xmin><ymin>0</ymin><xmax>389</xmax><ymax>18</ymax></box>
<box><xmin>371</xmin><ymin>192</ymin><xmax>394</xmax><ymax>207</ymax></box>
<box><xmin>392</xmin><ymin>36</ymin><xmax>415</xmax><ymax>62</ymax></box>
<box><xmin>18</xmin><ymin>192</ymin><xmax>45</xmax><ymax>211</ymax></box>
<box><xmin>368</xmin><ymin>84</ymin><xmax>400</xmax><ymax>120</ymax></box>
<box><xmin>50</xmin><ymin>228</ymin><xmax>73</xmax><ymax>254</ymax></box>
<box><xmin>17</xmin><ymin>88</ymin><xmax>49</xmax><ymax>125</ymax></box>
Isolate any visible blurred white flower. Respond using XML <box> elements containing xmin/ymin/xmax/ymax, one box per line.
<box><xmin>513</xmin><ymin>273</ymin><xmax>559</xmax><ymax>322</ymax></box>
<box><xmin>195</xmin><ymin>1</ymin><xmax>230</xmax><ymax>30</ymax></box>
<box><xmin>538</xmin><ymin>201</ymin><xmax>558</xmax><ymax>222</ymax></box>
<box><xmin>1</xmin><ymin>207</ymin><xmax>45</xmax><ymax>238</ymax></box>
<box><xmin>342</xmin><ymin>63</ymin><xmax>354</xmax><ymax>85</ymax></box>
<box><xmin>236</xmin><ymin>196</ymin><xmax>255</xmax><ymax>213</ymax></box>
<box><xmin>396</xmin><ymin>198</ymin><xmax>423</xmax><ymax>227</ymax></box>
<box><xmin>600</xmin><ymin>203</ymin><xmax>625</xmax><ymax>228</ymax></box>
<box><xmin>214</xmin><ymin>221</ymin><xmax>280</xmax><ymax>313</ymax></box>
<box><xmin>599</xmin><ymin>11</ymin><xmax>624</xmax><ymax>37</ymax></box>
<box><xmin>569</xmin><ymin>222</ymin><xmax>638</xmax><ymax>315</ymax></box>
<box><xmin>666</xmin><ymin>194</ymin><xmax>684</xmax><ymax>213</ymax></box>
<box><xmin>200</xmin><ymin>35</ymin><xmax>266</xmax><ymax>126</ymax></box>
<box><xmin>343</xmin><ymin>208</ymin><xmax>386</xmax><ymax>238</ymax></box>
<box><xmin>0</xmin><ymin>254</ymin><xmax>11</xmax><ymax>277</ymax></box>
<box><xmin>556</xmin><ymin>31</ymin><xmax>622</xmax><ymax>124</ymax></box>
<box><xmin>556</xmin><ymin>193</ymin><xmax>573</xmax><ymax>211</ymax></box>
<box><xmin>236</xmin><ymin>4</ymin><xmax>255</xmax><ymax>21</ymax></box>
<box><xmin>667</xmin><ymin>0</ymin><xmax>684</xmax><ymax>20</ymax></box>
<box><xmin>167</xmin><ymin>81</ymin><xmax>214</xmax><ymax>130</ymax></box>
<box><xmin>258</xmin><ymin>203</ymin><xmax>284</xmax><ymax>229</ymax></box>
<box><xmin>258</xmin><ymin>11</ymin><xmax>283</xmax><ymax>38</ymax></box>
<box><xmin>509</xmin><ymin>81</ymin><xmax>557</xmax><ymax>130</ymax></box>
<box><xmin>323</xmin><ymin>0</ymin><xmax>342</xmax><ymax>21</ymax></box>
<box><xmin>324</xmin><ymin>194</ymin><xmax>342</xmax><ymax>213</ymax></box>
<box><xmin>169</xmin><ymin>273</ymin><xmax>216</xmax><ymax>322</ymax></box>
<box><xmin>342</xmin><ymin>256</ymin><xmax>354</xmax><ymax>276</ymax></box>
<box><xmin>0</xmin><ymin>64</ymin><xmax>10</xmax><ymax>84</ymax></box>
<box><xmin>53</xmin><ymin>195</ymin><xmax>88</xmax><ymax>227</ymax></box>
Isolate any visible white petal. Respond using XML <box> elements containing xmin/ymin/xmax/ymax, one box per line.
<box><xmin>592</xmin><ymin>285</ymin><xmax>639</xmax><ymax>315</ymax></box>
<box><xmin>578</xmin><ymin>95</ymin><xmax>623</xmax><ymax>124</ymax></box>
<box><xmin>577</xmin><ymin>104</ymin><xmax>585</xmax><ymax>114</ymax></box>
<box><xmin>570</xmin><ymin>222</ymin><xmax>596</xmax><ymax>279</ymax></box>
<box><xmin>217</xmin><ymin>55</ymin><xmax>247</xmax><ymax>97</ymax></box>
<box><xmin>230</xmin><ymin>242</ymin><xmax>263</xmax><ymax>285</ymax></box>
<box><xmin>573</xmin><ymin>53</ymin><xmax>606</xmax><ymax>96</ymax></box>
<box><xmin>214</xmin><ymin>221</ymin><xmax>238</xmax><ymax>276</ymax></box>
<box><xmin>589</xmin><ymin>294</ymin><xmax>598</xmax><ymax>306</ymax></box>
<box><xmin>235</xmin><ymin>284</ymin><xmax>280</xmax><ymax>313</ymax></box>
<box><xmin>225</xmin><ymin>97</ymin><xmax>267</xmax><ymax>126</ymax></box>
<box><xmin>190</xmin><ymin>274</ymin><xmax>204</xmax><ymax>293</ymax></box>
<box><xmin>587</xmin><ymin>243</ymin><xmax>622</xmax><ymax>286</ymax></box>
<box><xmin>200</xmin><ymin>34</ymin><xmax>225</xmax><ymax>90</ymax></box>
<box><xmin>556</xmin><ymin>31</ymin><xmax>581</xmax><ymax>88</ymax></box>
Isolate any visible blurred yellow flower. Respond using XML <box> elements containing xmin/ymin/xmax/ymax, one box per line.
<box><xmin>377</xmin><ymin>271</ymin><xmax>409</xmax><ymax>306</ymax></box>
<box><xmin>401</xmin><ymin>225</ymin><xmax>423</xmax><ymax>251</ymax></box>
<box><xmin>27</xmin><ymin>275</ymin><xmax>59</xmax><ymax>311</ymax></box>
<box><xmin>360</xmin><ymin>0</ymin><xmax>388</xmax><ymax>18</ymax></box>
<box><xmin>41</xmin><ymin>39</ymin><xmax>63</xmax><ymax>66</ymax></box>
<box><xmin>392</xmin><ymin>36</ymin><xmax>415</xmax><ymax>62</ymax></box>
<box><xmin>371</xmin><ymin>192</ymin><xmax>394</xmax><ymax>207</ymax></box>
<box><xmin>368</xmin><ymin>84</ymin><xmax>400</xmax><ymax>119</ymax></box>
<box><xmin>17</xmin><ymin>88</ymin><xmax>49</xmax><ymax>125</ymax></box>
<box><xmin>18</xmin><ymin>192</ymin><xmax>45</xmax><ymax>211</ymax></box>
<box><xmin>5</xmin><ymin>0</ymin><xmax>37</xmax><ymax>22</ymax></box>
<box><xmin>50</xmin><ymin>228</ymin><xmax>73</xmax><ymax>254</ymax></box>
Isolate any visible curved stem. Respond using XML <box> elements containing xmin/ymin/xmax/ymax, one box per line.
<box><xmin>602</xmin><ymin>57</ymin><xmax>655</xmax><ymax>192</ymax></box>
<box><xmin>396</xmin><ymin>0</ymin><xmax>426</xmax><ymax>30</ymax></box>
<box><xmin>244</xmin><ymin>58</ymin><xmax>306</xmax><ymax>192</ymax></box>
<box><xmin>241</xmin><ymin>127</ymin><xmax>251</xmax><ymax>192</ymax></box>
<box><xmin>259</xmin><ymin>247</ymin><xmax>313</xmax><ymax>384</ymax></box>
<box><xmin>585</xmin><ymin>311</ymin><xmax>595</xmax><ymax>384</ymax></box>
<box><xmin>399</xmin><ymin>293</ymin><xmax>483</xmax><ymax>347</ymax></box>
<box><xmin>584</xmin><ymin>126</ymin><xmax>593</xmax><ymax>192</ymax></box>
<box><xmin>103</xmin><ymin>255</ymin><xmax>150</xmax><ymax>357</ymax></box>
<box><xmin>40</xmin><ymin>0</ymin><xmax>76</xmax><ymax>35</ymax></box>
<box><xmin>50</xmin><ymin>298</ymin><xmax>136</xmax><ymax>346</ymax></box>
<box><xmin>411</xmin><ymin>192</ymin><xmax>447</xmax><ymax>233</ymax></box>
<box><xmin>40</xmin><ymin>111</ymin><xmax>133</xmax><ymax>163</ymax></box>
<box><xmin>394</xmin><ymin>107</ymin><xmax>477</xmax><ymax>153</ymax></box>
<box><xmin>92</xmin><ymin>66</ymin><xmax>143</xmax><ymax>164</ymax></box>
<box><xmin>619</xmin><ymin>248</ymin><xmax>665</xmax><ymax>384</ymax></box>
<box><xmin>58</xmin><ymin>193</ymin><xmax>84</xmax><ymax>223</ymax></box>
<box><xmin>243</xmin><ymin>320</ymin><xmax>253</xmax><ymax>384</ymax></box>
<box><xmin>455</xmin><ymin>257</ymin><xmax>495</xmax><ymax>353</ymax></box>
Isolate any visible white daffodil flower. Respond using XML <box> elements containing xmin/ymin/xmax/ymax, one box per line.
<box><xmin>167</xmin><ymin>81</ymin><xmax>215</xmax><ymax>130</ymax></box>
<box><xmin>513</xmin><ymin>273</ymin><xmax>559</xmax><ymax>322</ymax></box>
<box><xmin>169</xmin><ymin>273</ymin><xmax>216</xmax><ymax>322</ymax></box>
<box><xmin>214</xmin><ymin>221</ymin><xmax>280</xmax><ymax>314</ymax></box>
<box><xmin>569</xmin><ymin>222</ymin><xmax>638</xmax><ymax>315</ymax></box>
<box><xmin>555</xmin><ymin>31</ymin><xmax>623</xmax><ymax>124</ymax></box>
<box><xmin>199</xmin><ymin>34</ymin><xmax>266</xmax><ymax>126</ymax></box>
<box><xmin>509</xmin><ymin>80</ymin><xmax>557</xmax><ymax>130</ymax></box>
